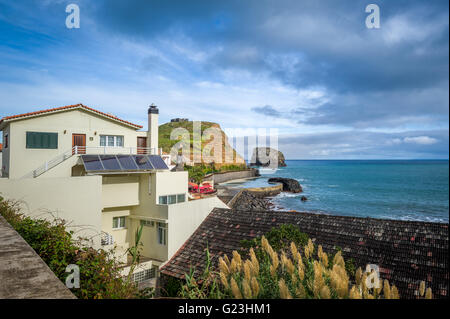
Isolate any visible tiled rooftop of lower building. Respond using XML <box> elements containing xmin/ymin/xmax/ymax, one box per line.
<box><xmin>161</xmin><ymin>208</ymin><xmax>449</xmax><ymax>299</ymax></box>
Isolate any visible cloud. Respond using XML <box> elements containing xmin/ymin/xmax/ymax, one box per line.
<box><xmin>0</xmin><ymin>0</ymin><xmax>448</xmax><ymax>159</ymax></box>
<box><xmin>276</xmin><ymin>130</ymin><xmax>448</xmax><ymax>159</ymax></box>
<box><xmin>251</xmin><ymin>105</ymin><xmax>282</xmax><ymax>118</ymax></box>
<box><xmin>403</xmin><ymin>136</ymin><xmax>438</xmax><ymax>145</ymax></box>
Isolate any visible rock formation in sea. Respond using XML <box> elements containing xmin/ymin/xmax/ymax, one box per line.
<box><xmin>268</xmin><ymin>177</ymin><xmax>303</xmax><ymax>193</ymax></box>
<box><xmin>250</xmin><ymin>147</ymin><xmax>287</xmax><ymax>167</ymax></box>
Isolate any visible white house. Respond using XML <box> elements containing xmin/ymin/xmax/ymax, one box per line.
<box><xmin>0</xmin><ymin>103</ymin><xmax>228</xmax><ymax>285</ymax></box>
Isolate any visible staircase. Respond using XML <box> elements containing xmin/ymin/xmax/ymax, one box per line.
<box><xmin>22</xmin><ymin>147</ymin><xmax>76</xmax><ymax>178</ymax></box>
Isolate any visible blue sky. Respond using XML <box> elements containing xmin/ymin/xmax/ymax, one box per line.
<box><xmin>0</xmin><ymin>0</ymin><xmax>448</xmax><ymax>159</ymax></box>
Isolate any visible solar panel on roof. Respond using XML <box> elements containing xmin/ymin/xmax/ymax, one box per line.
<box><xmin>81</xmin><ymin>154</ymin><xmax>168</xmax><ymax>173</ymax></box>
<box><xmin>133</xmin><ymin>155</ymin><xmax>154</xmax><ymax>170</ymax></box>
<box><xmin>148</xmin><ymin>155</ymin><xmax>169</xmax><ymax>170</ymax></box>
<box><xmin>82</xmin><ymin>155</ymin><xmax>103</xmax><ymax>171</ymax></box>
<box><xmin>99</xmin><ymin>155</ymin><xmax>121</xmax><ymax>170</ymax></box>
<box><xmin>117</xmin><ymin>155</ymin><xmax>139</xmax><ymax>170</ymax></box>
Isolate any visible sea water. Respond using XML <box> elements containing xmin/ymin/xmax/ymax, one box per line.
<box><xmin>229</xmin><ymin>160</ymin><xmax>449</xmax><ymax>223</ymax></box>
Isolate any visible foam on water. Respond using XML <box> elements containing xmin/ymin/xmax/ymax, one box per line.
<box><xmin>242</xmin><ymin>160</ymin><xmax>449</xmax><ymax>223</ymax></box>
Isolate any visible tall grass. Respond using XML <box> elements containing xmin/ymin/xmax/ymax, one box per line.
<box><xmin>180</xmin><ymin>236</ymin><xmax>433</xmax><ymax>299</ymax></box>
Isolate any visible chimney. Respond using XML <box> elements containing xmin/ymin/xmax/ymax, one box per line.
<box><xmin>148</xmin><ymin>103</ymin><xmax>159</xmax><ymax>153</ymax></box>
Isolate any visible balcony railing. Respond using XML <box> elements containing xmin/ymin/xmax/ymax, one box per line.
<box><xmin>101</xmin><ymin>231</ymin><xmax>114</xmax><ymax>246</ymax></box>
<box><xmin>73</xmin><ymin>146</ymin><xmax>162</xmax><ymax>156</ymax></box>
<box><xmin>23</xmin><ymin>146</ymin><xmax>166</xmax><ymax>178</ymax></box>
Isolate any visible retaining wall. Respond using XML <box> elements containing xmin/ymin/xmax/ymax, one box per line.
<box><xmin>205</xmin><ymin>168</ymin><xmax>259</xmax><ymax>184</ymax></box>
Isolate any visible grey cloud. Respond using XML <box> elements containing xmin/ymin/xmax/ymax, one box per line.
<box><xmin>277</xmin><ymin>129</ymin><xmax>449</xmax><ymax>159</ymax></box>
<box><xmin>251</xmin><ymin>105</ymin><xmax>283</xmax><ymax>118</ymax></box>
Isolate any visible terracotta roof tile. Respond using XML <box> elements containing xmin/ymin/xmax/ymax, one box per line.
<box><xmin>0</xmin><ymin>103</ymin><xmax>143</xmax><ymax>129</ymax></box>
<box><xmin>160</xmin><ymin>208</ymin><xmax>449</xmax><ymax>299</ymax></box>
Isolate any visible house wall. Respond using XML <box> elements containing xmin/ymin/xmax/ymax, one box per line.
<box><xmin>101</xmin><ymin>206</ymin><xmax>133</xmax><ymax>264</ymax></box>
<box><xmin>167</xmin><ymin>196</ymin><xmax>228</xmax><ymax>258</ymax></box>
<box><xmin>4</xmin><ymin>109</ymin><xmax>146</xmax><ymax>178</ymax></box>
<box><xmin>0</xmin><ymin>176</ymin><xmax>103</xmax><ymax>247</ymax></box>
<box><xmin>38</xmin><ymin>156</ymin><xmax>80</xmax><ymax>178</ymax></box>
<box><xmin>128</xmin><ymin>170</ymin><xmax>227</xmax><ymax>263</ymax></box>
<box><xmin>102</xmin><ymin>175</ymin><xmax>140</xmax><ymax>209</ymax></box>
<box><xmin>136</xmin><ymin>218</ymin><xmax>169</xmax><ymax>262</ymax></box>
<box><xmin>155</xmin><ymin>171</ymin><xmax>188</xmax><ymax>199</ymax></box>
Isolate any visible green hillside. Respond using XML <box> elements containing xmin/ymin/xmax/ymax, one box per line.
<box><xmin>159</xmin><ymin>121</ymin><xmax>246</xmax><ymax>168</ymax></box>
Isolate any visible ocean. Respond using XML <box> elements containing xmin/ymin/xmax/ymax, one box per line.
<box><xmin>227</xmin><ymin>160</ymin><xmax>449</xmax><ymax>223</ymax></box>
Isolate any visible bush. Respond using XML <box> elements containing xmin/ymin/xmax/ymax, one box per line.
<box><xmin>185</xmin><ymin>163</ymin><xmax>248</xmax><ymax>184</ymax></box>
<box><xmin>0</xmin><ymin>199</ymin><xmax>152</xmax><ymax>299</ymax></box>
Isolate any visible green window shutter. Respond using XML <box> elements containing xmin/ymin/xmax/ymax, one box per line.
<box><xmin>26</xmin><ymin>132</ymin><xmax>58</xmax><ymax>149</ymax></box>
<box><xmin>49</xmin><ymin>133</ymin><xmax>58</xmax><ymax>148</ymax></box>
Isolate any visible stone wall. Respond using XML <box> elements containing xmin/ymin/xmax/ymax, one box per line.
<box><xmin>0</xmin><ymin>215</ymin><xmax>76</xmax><ymax>299</ymax></box>
<box><xmin>205</xmin><ymin>168</ymin><xmax>259</xmax><ymax>184</ymax></box>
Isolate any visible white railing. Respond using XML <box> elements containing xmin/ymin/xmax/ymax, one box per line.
<box><xmin>73</xmin><ymin>146</ymin><xmax>162</xmax><ymax>156</ymax></box>
<box><xmin>101</xmin><ymin>231</ymin><xmax>114</xmax><ymax>246</ymax></box>
<box><xmin>23</xmin><ymin>146</ymin><xmax>165</xmax><ymax>178</ymax></box>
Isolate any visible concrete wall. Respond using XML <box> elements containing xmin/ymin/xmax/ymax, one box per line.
<box><xmin>126</xmin><ymin>171</ymin><xmax>228</xmax><ymax>263</ymax></box>
<box><xmin>4</xmin><ymin>109</ymin><xmax>145</xmax><ymax>178</ymax></box>
<box><xmin>167</xmin><ymin>196</ymin><xmax>228</xmax><ymax>258</ymax></box>
<box><xmin>0</xmin><ymin>216</ymin><xmax>76</xmax><ymax>299</ymax></box>
<box><xmin>155</xmin><ymin>171</ymin><xmax>188</xmax><ymax>198</ymax></box>
<box><xmin>206</xmin><ymin>169</ymin><xmax>259</xmax><ymax>184</ymax></box>
<box><xmin>102</xmin><ymin>175</ymin><xmax>139</xmax><ymax>209</ymax></box>
<box><xmin>0</xmin><ymin>176</ymin><xmax>103</xmax><ymax>247</ymax></box>
<box><xmin>101</xmin><ymin>206</ymin><xmax>133</xmax><ymax>263</ymax></box>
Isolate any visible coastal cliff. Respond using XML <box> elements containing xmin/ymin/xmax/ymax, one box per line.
<box><xmin>250</xmin><ymin>147</ymin><xmax>287</xmax><ymax>167</ymax></box>
<box><xmin>159</xmin><ymin>121</ymin><xmax>246</xmax><ymax>168</ymax></box>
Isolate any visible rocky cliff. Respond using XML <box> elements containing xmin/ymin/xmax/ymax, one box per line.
<box><xmin>159</xmin><ymin>121</ymin><xmax>246</xmax><ymax>168</ymax></box>
<box><xmin>250</xmin><ymin>147</ymin><xmax>287</xmax><ymax>167</ymax></box>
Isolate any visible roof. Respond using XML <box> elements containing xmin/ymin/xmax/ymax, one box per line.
<box><xmin>160</xmin><ymin>207</ymin><xmax>449</xmax><ymax>299</ymax></box>
<box><xmin>0</xmin><ymin>104</ymin><xmax>143</xmax><ymax>129</ymax></box>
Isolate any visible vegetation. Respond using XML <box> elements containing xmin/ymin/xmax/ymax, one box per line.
<box><xmin>177</xmin><ymin>224</ymin><xmax>434</xmax><ymax>299</ymax></box>
<box><xmin>159</xmin><ymin>121</ymin><xmax>246</xmax><ymax>171</ymax></box>
<box><xmin>185</xmin><ymin>163</ymin><xmax>248</xmax><ymax>184</ymax></box>
<box><xmin>0</xmin><ymin>198</ymin><xmax>152</xmax><ymax>299</ymax></box>
<box><xmin>159</xmin><ymin>121</ymin><xmax>219</xmax><ymax>154</ymax></box>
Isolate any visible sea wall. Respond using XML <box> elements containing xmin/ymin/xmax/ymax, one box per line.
<box><xmin>205</xmin><ymin>168</ymin><xmax>259</xmax><ymax>184</ymax></box>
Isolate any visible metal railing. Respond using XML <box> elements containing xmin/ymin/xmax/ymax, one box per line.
<box><xmin>101</xmin><ymin>231</ymin><xmax>114</xmax><ymax>246</ymax></box>
<box><xmin>23</xmin><ymin>146</ymin><xmax>164</xmax><ymax>178</ymax></box>
<box><xmin>72</xmin><ymin>146</ymin><xmax>162</xmax><ymax>156</ymax></box>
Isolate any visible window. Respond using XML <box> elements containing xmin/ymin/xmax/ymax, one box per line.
<box><xmin>168</xmin><ymin>195</ymin><xmax>177</xmax><ymax>204</ymax></box>
<box><xmin>140</xmin><ymin>220</ymin><xmax>154</xmax><ymax>227</ymax></box>
<box><xmin>4</xmin><ymin>134</ymin><xmax>7</xmax><ymax>148</ymax></box>
<box><xmin>177</xmin><ymin>194</ymin><xmax>186</xmax><ymax>203</ymax></box>
<box><xmin>26</xmin><ymin>132</ymin><xmax>58</xmax><ymax>149</ymax></box>
<box><xmin>157</xmin><ymin>222</ymin><xmax>167</xmax><ymax>245</ymax></box>
<box><xmin>159</xmin><ymin>195</ymin><xmax>168</xmax><ymax>205</ymax></box>
<box><xmin>100</xmin><ymin>135</ymin><xmax>124</xmax><ymax>147</ymax></box>
<box><xmin>112</xmin><ymin>216</ymin><xmax>126</xmax><ymax>229</ymax></box>
<box><xmin>159</xmin><ymin>193</ymin><xmax>186</xmax><ymax>205</ymax></box>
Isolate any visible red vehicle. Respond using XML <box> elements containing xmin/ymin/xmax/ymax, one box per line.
<box><xmin>189</xmin><ymin>182</ymin><xmax>216</xmax><ymax>194</ymax></box>
<box><xmin>198</xmin><ymin>182</ymin><xmax>216</xmax><ymax>194</ymax></box>
<box><xmin>188</xmin><ymin>182</ymin><xmax>199</xmax><ymax>193</ymax></box>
